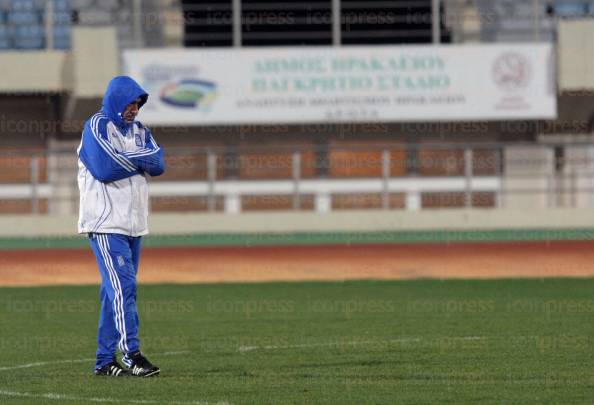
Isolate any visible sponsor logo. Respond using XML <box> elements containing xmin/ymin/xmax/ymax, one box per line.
<box><xmin>159</xmin><ymin>79</ymin><xmax>218</xmax><ymax>110</ymax></box>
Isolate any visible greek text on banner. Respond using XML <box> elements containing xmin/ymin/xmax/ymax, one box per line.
<box><xmin>123</xmin><ymin>43</ymin><xmax>556</xmax><ymax>125</ymax></box>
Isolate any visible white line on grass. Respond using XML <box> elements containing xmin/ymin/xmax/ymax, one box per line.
<box><xmin>0</xmin><ymin>390</ymin><xmax>233</xmax><ymax>405</ymax></box>
<box><xmin>0</xmin><ymin>350</ymin><xmax>189</xmax><ymax>373</ymax></box>
<box><xmin>0</xmin><ymin>358</ymin><xmax>94</xmax><ymax>372</ymax></box>
<box><xmin>0</xmin><ymin>339</ymin><xmax>489</xmax><ymax>404</ymax></box>
<box><xmin>238</xmin><ymin>336</ymin><xmax>487</xmax><ymax>353</ymax></box>
<box><xmin>0</xmin><ymin>351</ymin><xmax>234</xmax><ymax>405</ymax></box>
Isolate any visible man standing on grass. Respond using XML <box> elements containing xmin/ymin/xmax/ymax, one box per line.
<box><xmin>76</xmin><ymin>76</ymin><xmax>165</xmax><ymax>377</ymax></box>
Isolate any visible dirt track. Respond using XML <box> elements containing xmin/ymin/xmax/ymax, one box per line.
<box><xmin>1</xmin><ymin>241</ymin><xmax>594</xmax><ymax>286</ymax></box>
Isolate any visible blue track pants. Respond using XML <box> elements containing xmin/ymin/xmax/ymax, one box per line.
<box><xmin>89</xmin><ymin>233</ymin><xmax>142</xmax><ymax>369</ymax></box>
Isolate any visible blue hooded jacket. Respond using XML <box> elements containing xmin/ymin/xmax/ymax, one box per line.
<box><xmin>77</xmin><ymin>76</ymin><xmax>165</xmax><ymax>182</ymax></box>
<box><xmin>101</xmin><ymin>76</ymin><xmax>149</xmax><ymax>132</ymax></box>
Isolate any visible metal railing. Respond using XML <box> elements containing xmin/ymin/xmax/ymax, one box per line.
<box><xmin>2</xmin><ymin>142</ymin><xmax>594</xmax><ymax>215</ymax></box>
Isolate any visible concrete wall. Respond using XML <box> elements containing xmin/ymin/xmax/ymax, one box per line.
<box><xmin>558</xmin><ymin>19</ymin><xmax>594</xmax><ymax>91</ymax></box>
<box><xmin>0</xmin><ymin>27</ymin><xmax>118</xmax><ymax>97</ymax></box>
<box><xmin>2</xmin><ymin>208</ymin><xmax>594</xmax><ymax>237</ymax></box>
<box><xmin>502</xmin><ymin>146</ymin><xmax>555</xmax><ymax>209</ymax></box>
<box><xmin>70</xmin><ymin>27</ymin><xmax>118</xmax><ymax>98</ymax></box>
<box><xmin>0</xmin><ymin>51</ymin><xmax>68</xmax><ymax>93</ymax></box>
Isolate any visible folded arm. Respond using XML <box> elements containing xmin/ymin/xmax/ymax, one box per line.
<box><xmin>122</xmin><ymin>127</ymin><xmax>166</xmax><ymax>177</ymax></box>
<box><xmin>78</xmin><ymin>115</ymin><xmax>141</xmax><ymax>182</ymax></box>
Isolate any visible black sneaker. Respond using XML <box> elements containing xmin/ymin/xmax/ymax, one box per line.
<box><xmin>122</xmin><ymin>351</ymin><xmax>160</xmax><ymax>377</ymax></box>
<box><xmin>94</xmin><ymin>361</ymin><xmax>132</xmax><ymax>377</ymax></box>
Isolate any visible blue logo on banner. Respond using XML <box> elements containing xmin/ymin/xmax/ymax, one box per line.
<box><xmin>160</xmin><ymin>79</ymin><xmax>218</xmax><ymax>110</ymax></box>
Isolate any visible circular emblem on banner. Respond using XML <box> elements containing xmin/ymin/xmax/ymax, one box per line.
<box><xmin>492</xmin><ymin>52</ymin><xmax>532</xmax><ymax>91</ymax></box>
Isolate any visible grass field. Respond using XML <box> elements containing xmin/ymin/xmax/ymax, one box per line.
<box><xmin>1</xmin><ymin>279</ymin><xmax>594</xmax><ymax>404</ymax></box>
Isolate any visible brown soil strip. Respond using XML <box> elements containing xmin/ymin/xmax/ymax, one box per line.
<box><xmin>1</xmin><ymin>241</ymin><xmax>593</xmax><ymax>287</ymax></box>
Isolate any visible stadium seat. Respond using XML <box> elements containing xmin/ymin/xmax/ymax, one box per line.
<box><xmin>52</xmin><ymin>0</ymin><xmax>71</xmax><ymax>12</ymax></box>
<box><xmin>553</xmin><ymin>1</ymin><xmax>589</xmax><ymax>16</ymax></box>
<box><xmin>52</xmin><ymin>24</ymin><xmax>70</xmax><ymax>49</ymax></box>
<box><xmin>0</xmin><ymin>24</ymin><xmax>11</xmax><ymax>49</ymax></box>
<box><xmin>51</xmin><ymin>11</ymin><xmax>71</xmax><ymax>25</ymax></box>
<box><xmin>497</xmin><ymin>3</ymin><xmax>535</xmax><ymax>35</ymax></box>
<box><xmin>7</xmin><ymin>10</ymin><xmax>40</xmax><ymax>25</ymax></box>
<box><xmin>52</xmin><ymin>36</ymin><xmax>69</xmax><ymax>49</ymax></box>
<box><xmin>13</xmin><ymin>24</ymin><xmax>44</xmax><ymax>49</ymax></box>
<box><xmin>10</xmin><ymin>0</ymin><xmax>35</xmax><ymax>12</ymax></box>
<box><xmin>32</xmin><ymin>0</ymin><xmax>45</xmax><ymax>10</ymax></box>
<box><xmin>77</xmin><ymin>8</ymin><xmax>113</xmax><ymax>25</ymax></box>
<box><xmin>476</xmin><ymin>0</ymin><xmax>554</xmax><ymax>42</ymax></box>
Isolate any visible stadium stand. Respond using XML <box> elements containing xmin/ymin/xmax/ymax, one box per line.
<box><xmin>0</xmin><ymin>1</ymin><xmax>593</xmax><ymax>215</ymax></box>
<box><xmin>0</xmin><ymin>1</ymin><xmax>591</xmax><ymax>50</ymax></box>
<box><xmin>551</xmin><ymin>1</ymin><xmax>594</xmax><ymax>17</ymax></box>
<box><xmin>475</xmin><ymin>0</ymin><xmax>555</xmax><ymax>42</ymax></box>
<box><xmin>0</xmin><ymin>0</ymin><xmax>174</xmax><ymax>50</ymax></box>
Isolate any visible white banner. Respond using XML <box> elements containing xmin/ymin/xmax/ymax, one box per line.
<box><xmin>123</xmin><ymin>44</ymin><xmax>556</xmax><ymax>126</ymax></box>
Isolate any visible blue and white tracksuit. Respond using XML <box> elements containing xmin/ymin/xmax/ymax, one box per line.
<box><xmin>76</xmin><ymin>76</ymin><xmax>165</xmax><ymax>369</ymax></box>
